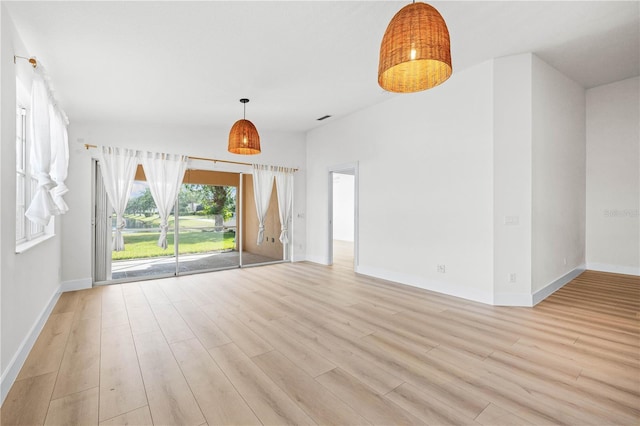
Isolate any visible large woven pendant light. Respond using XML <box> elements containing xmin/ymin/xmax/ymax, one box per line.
<box><xmin>228</xmin><ymin>98</ymin><xmax>261</xmax><ymax>155</ymax></box>
<box><xmin>378</xmin><ymin>1</ymin><xmax>452</xmax><ymax>93</ymax></box>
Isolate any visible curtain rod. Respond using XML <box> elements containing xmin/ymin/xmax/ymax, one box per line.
<box><xmin>14</xmin><ymin>55</ymin><xmax>38</xmax><ymax>68</ymax></box>
<box><xmin>83</xmin><ymin>144</ymin><xmax>298</xmax><ymax>171</ymax></box>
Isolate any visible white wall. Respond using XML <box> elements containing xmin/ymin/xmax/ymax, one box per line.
<box><xmin>492</xmin><ymin>53</ymin><xmax>533</xmax><ymax>305</ymax></box>
<box><xmin>531</xmin><ymin>55</ymin><xmax>586</xmax><ymax>294</ymax></box>
<box><xmin>307</xmin><ymin>61</ymin><xmax>495</xmax><ymax>304</ymax></box>
<box><xmin>61</xmin><ymin>121</ymin><xmax>308</xmax><ymax>285</ymax></box>
<box><xmin>1</xmin><ymin>7</ymin><xmax>63</xmax><ymax>401</ymax></box>
<box><xmin>332</xmin><ymin>173</ymin><xmax>354</xmax><ymax>242</ymax></box>
<box><xmin>586</xmin><ymin>77</ymin><xmax>640</xmax><ymax>275</ymax></box>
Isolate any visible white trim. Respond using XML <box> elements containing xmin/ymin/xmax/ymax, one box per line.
<box><xmin>586</xmin><ymin>262</ymin><xmax>640</xmax><ymax>276</ymax></box>
<box><xmin>304</xmin><ymin>255</ymin><xmax>330</xmax><ymax>265</ymax></box>
<box><xmin>532</xmin><ymin>264</ymin><xmax>586</xmax><ymax>305</ymax></box>
<box><xmin>355</xmin><ymin>264</ymin><xmax>494</xmax><ymax>305</ymax></box>
<box><xmin>61</xmin><ymin>277</ymin><xmax>92</xmax><ymax>292</ymax></box>
<box><xmin>493</xmin><ymin>292</ymin><xmax>533</xmax><ymax>307</ymax></box>
<box><xmin>15</xmin><ymin>233</ymin><xmax>56</xmax><ymax>254</ymax></box>
<box><xmin>0</xmin><ymin>286</ymin><xmax>61</xmax><ymax>404</ymax></box>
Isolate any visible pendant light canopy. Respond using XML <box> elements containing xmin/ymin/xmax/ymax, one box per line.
<box><xmin>378</xmin><ymin>2</ymin><xmax>452</xmax><ymax>93</ymax></box>
<box><xmin>228</xmin><ymin>98</ymin><xmax>261</xmax><ymax>155</ymax></box>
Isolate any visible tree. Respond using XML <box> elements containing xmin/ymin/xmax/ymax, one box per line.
<box><xmin>184</xmin><ymin>184</ymin><xmax>236</xmax><ymax>226</ymax></box>
<box><xmin>138</xmin><ymin>187</ymin><xmax>156</xmax><ymax>216</ymax></box>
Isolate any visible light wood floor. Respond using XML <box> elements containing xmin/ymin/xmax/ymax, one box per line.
<box><xmin>2</xmin><ymin>243</ymin><xmax>639</xmax><ymax>425</ymax></box>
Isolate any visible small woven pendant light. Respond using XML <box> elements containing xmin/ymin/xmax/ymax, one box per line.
<box><xmin>378</xmin><ymin>1</ymin><xmax>452</xmax><ymax>93</ymax></box>
<box><xmin>228</xmin><ymin>98</ymin><xmax>261</xmax><ymax>155</ymax></box>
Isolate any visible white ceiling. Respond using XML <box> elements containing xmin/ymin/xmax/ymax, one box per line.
<box><xmin>6</xmin><ymin>1</ymin><xmax>639</xmax><ymax>133</ymax></box>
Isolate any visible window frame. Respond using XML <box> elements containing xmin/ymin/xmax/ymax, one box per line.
<box><xmin>15</xmin><ymin>81</ymin><xmax>54</xmax><ymax>253</ymax></box>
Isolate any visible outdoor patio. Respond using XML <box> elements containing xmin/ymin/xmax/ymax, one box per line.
<box><xmin>110</xmin><ymin>250</ymin><xmax>281</xmax><ymax>280</ymax></box>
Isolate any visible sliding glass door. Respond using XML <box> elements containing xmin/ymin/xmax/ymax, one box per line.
<box><xmin>94</xmin><ymin>164</ymin><xmax>289</xmax><ymax>284</ymax></box>
<box><xmin>176</xmin><ymin>183</ymin><xmax>239</xmax><ymax>273</ymax></box>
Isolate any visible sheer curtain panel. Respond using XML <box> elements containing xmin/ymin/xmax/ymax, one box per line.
<box><xmin>50</xmin><ymin>106</ymin><xmax>70</xmax><ymax>213</ymax></box>
<box><xmin>252</xmin><ymin>164</ymin><xmax>276</xmax><ymax>245</ymax></box>
<box><xmin>275</xmin><ymin>167</ymin><xmax>294</xmax><ymax>245</ymax></box>
<box><xmin>141</xmin><ymin>152</ymin><xmax>188</xmax><ymax>249</ymax></box>
<box><xmin>25</xmin><ymin>71</ymin><xmax>57</xmax><ymax>226</ymax></box>
<box><xmin>98</xmin><ymin>147</ymin><xmax>139</xmax><ymax>251</ymax></box>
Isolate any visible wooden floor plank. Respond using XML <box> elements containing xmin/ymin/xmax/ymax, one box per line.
<box><xmin>170</xmin><ymin>338</ymin><xmax>261</xmax><ymax>426</ymax></box>
<box><xmin>44</xmin><ymin>386</ymin><xmax>99</xmax><ymax>426</ymax></box>
<box><xmin>315</xmin><ymin>368</ymin><xmax>423</xmax><ymax>425</ymax></box>
<box><xmin>208</xmin><ymin>343</ymin><xmax>316</xmax><ymax>425</ymax></box>
<box><xmin>16</xmin><ymin>312</ymin><xmax>74</xmax><ymax>381</ymax></box>
<box><xmin>386</xmin><ymin>382</ymin><xmax>481</xmax><ymax>425</ymax></box>
<box><xmin>99</xmin><ymin>324</ymin><xmax>148</xmax><ymax>422</ymax></box>
<box><xmin>52</xmin><ymin>316</ymin><xmax>101</xmax><ymax>399</ymax></box>
<box><xmin>1</xmin><ymin>372</ymin><xmax>57</xmax><ymax>426</ymax></box>
<box><xmin>253</xmin><ymin>350</ymin><xmax>370</xmax><ymax>425</ymax></box>
<box><xmin>172</xmin><ymin>299</ymin><xmax>231</xmax><ymax>349</ymax></box>
<box><xmin>133</xmin><ymin>331</ymin><xmax>205</xmax><ymax>426</ymax></box>
<box><xmin>99</xmin><ymin>406</ymin><xmax>154</xmax><ymax>426</ymax></box>
<box><xmin>234</xmin><ymin>308</ymin><xmax>336</xmax><ymax>378</ymax></box>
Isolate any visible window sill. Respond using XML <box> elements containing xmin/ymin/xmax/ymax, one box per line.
<box><xmin>16</xmin><ymin>234</ymin><xmax>55</xmax><ymax>254</ymax></box>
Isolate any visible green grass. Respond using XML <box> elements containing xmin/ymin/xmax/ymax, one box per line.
<box><xmin>112</xmin><ymin>231</ymin><xmax>236</xmax><ymax>261</ymax></box>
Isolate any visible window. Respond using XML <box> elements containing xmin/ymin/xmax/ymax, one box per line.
<box><xmin>16</xmin><ymin>107</ymin><xmax>27</xmax><ymax>242</ymax></box>
<box><xmin>16</xmin><ymin>97</ymin><xmax>53</xmax><ymax>251</ymax></box>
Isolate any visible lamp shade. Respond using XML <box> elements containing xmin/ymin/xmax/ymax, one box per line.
<box><xmin>228</xmin><ymin>119</ymin><xmax>261</xmax><ymax>155</ymax></box>
<box><xmin>378</xmin><ymin>2</ymin><xmax>452</xmax><ymax>93</ymax></box>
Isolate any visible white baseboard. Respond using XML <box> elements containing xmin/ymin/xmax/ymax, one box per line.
<box><xmin>355</xmin><ymin>264</ymin><xmax>494</xmax><ymax>305</ymax></box>
<box><xmin>586</xmin><ymin>263</ymin><xmax>640</xmax><ymax>276</ymax></box>
<box><xmin>532</xmin><ymin>264</ymin><xmax>586</xmax><ymax>306</ymax></box>
<box><xmin>1</xmin><ymin>286</ymin><xmax>61</xmax><ymax>405</ymax></box>
<box><xmin>304</xmin><ymin>255</ymin><xmax>330</xmax><ymax>265</ymax></box>
<box><xmin>60</xmin><ymin>277</ymin><xmax>92</xmax><ymax>292</ymax></box>
<box><xmin>493</xmin><ymin>292</ymin><xmax>533</xmax><ymax>307</ymax></box>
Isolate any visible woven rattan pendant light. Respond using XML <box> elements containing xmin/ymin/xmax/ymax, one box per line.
<box><xmin>228</xmin><ymin>98</ymin><xmax>261</xmax><ymax>155</ymax></box>
<box><xmin>378</xmin><ymin>1</ymin><xmax>452</xmax><ymax>93</ymax></box>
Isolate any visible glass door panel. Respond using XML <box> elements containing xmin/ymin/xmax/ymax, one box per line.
<box><xmin>110</xmin><ymin>180</ymin><xmax>176</xmax><ymax>280</ymax></box>
<box><xmin>177</xmin><ymin>183</ymin><xmax>239</xmax><ymax>273</ymax></box>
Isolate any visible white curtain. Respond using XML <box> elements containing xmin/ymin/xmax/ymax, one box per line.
<box><xmin>275</xmin><ymin>167</ymin><xmax>294</xmax><ymax>245</ymax></box>
<box><xmin>49</xmin><ymin>106</ymin><xmax>69</xmax><ymax>214</ymax></box>
<box><xmin>252</xmin><ymin>164</ymin><xmax>276</xmax><ymax>245</ymax></box>
<box><xmin>98</xmin><ymin>147</ymin><xmax>139</xmax><ymax>251</ymax></box>
<box><xmin>25</xmin><ymin>71</ymin><xmax>57</xmax><ymax>226</ymax></box>
<box><xmin>141</xmin><ymin>152</ymin><xmax>188</xmax><ymax>249</ymax></box>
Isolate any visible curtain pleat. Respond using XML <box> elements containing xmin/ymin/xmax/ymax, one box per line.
<box><xmin>50</xmin><ymin>106</ymin><xmax>69</xmax><ymax>213</ymax></box>
<box><xmin>252</xmin><ymin>164</ymin><xmax>276</xmax><ymax>245</ymax></box>
<box><xmin>98</xmin><ymin>147</ymin><xmax>139</xmax><ymax>251</ymax></box>
<box><xmin>141</xmin><ymin>152</ymin><xmax>188</xmax><ymax>250</ymax></box>
<box><xmin>25</xmin><ymin>71</ymin><xmax>58</xmax><ymax>225</ymax></box>
<box><xmin>275</xmin><ymin>167</ymin><xmax>294</xmax><ymax>245</ymax></box>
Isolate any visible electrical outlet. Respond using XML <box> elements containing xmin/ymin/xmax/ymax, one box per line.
<box><xmin>437</xmin><ymin>264</ymin><xmax>446</xmax><ymax>273</ymax></box>
<box><xmin>563</xmin><ymin>258</ymin><xmax>567</xmax><ymax>265</ymax></box>
<box><xmin>509</xmin><ymin>273</ymin><xmax>517</xmax><ymax>283</ymax></box>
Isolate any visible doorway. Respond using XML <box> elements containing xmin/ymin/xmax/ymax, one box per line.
<box><xmin>328</xmin><ymin>163</ymin><xmax>358</xmax><ymax>270</ymax></box>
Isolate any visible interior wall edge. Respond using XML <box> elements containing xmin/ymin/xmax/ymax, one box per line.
<box><xmin>586</xmin><ymin>263</ymin><xmax>640</xmax><ymax>277</ymax></box>
<box><xmin>531</xmin><ymin>264</ymin><xmax>586</xmax><ymax>306</ymax></box>
<box><xmin>0</xmin><ymin>285</ymin><xmax>61</xmax><ymax>405</ymax></box>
